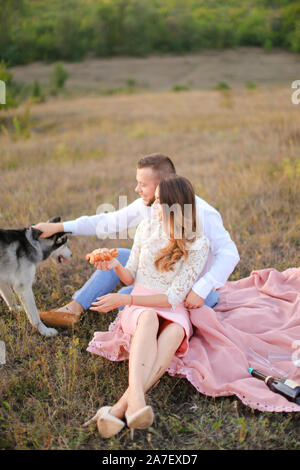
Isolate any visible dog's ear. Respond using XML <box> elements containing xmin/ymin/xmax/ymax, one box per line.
<box><xmin>47</xmin><ymin>216</ymin><xmax>61</xmax><ymax>223</ymax></box>
<box><xmin>48</xmin><ymin>231</ymin><xmax>71</xmax><ymax>243</ymax></box>
<box><xmin>52</xmin><ymin>232</ymin><xmax>68</xmax><ymax>243</ymax></box>
<box><xmin>56</xmin><ymin>234</ymin><xmax>68</xmax><ymax>245</ymax></box>
<box><xmin>30</xmin><ymin>227</ymin><xmax>43</xmax><ymax>240</ymax></box>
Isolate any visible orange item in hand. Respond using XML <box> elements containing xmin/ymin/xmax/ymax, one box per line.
<box><xmin>85</xmin><ymin>248</ymin><xmax>118</xmax><ymax>264</ymax></box>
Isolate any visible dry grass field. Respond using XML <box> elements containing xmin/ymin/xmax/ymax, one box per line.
<box><xmin>10</xmin><ymin>47</ymin><xmax>300</xmax><ymax>93</ymax></box>
<box><xmin>0</xmin><ymin>54</ymin><xmax>300</xmax><ymax>450</ymax></box>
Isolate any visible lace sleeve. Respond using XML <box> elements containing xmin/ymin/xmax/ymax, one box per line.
<box><xmin>124</xmin><ymin>219</ymin><xmax>148</xmax><ymax>279</ymax></box>
<box><xmin>166</xmin><ymin>236</ymin><xmax>210</xmax><ymax>311</ymax></box>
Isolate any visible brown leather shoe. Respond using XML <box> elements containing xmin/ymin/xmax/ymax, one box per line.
<box><xmin>39</xmin><ymin>309</ymin><xmax>81</xmax><ymax>328</ymax></box>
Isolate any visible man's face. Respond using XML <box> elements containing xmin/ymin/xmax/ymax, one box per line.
<box><xmin>135</xmin><ymin>167</ymin><xmax>158</xmax><ymax>206</ymax></box>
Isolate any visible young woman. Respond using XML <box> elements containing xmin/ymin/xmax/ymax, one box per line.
<box><xmin>83</xmin><ymin>176</ymin><xmax>210</xmax><ymax>438</ymax></box>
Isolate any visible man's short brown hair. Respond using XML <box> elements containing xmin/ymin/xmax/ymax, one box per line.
<box><xmin>137</xmin><ymin>153</ymin><xmax>176</xmax><ymax>181</ymax></box>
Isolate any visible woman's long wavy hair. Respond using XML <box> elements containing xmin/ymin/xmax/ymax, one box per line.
<box><xmin>154</xmin><ymin>176</ymin><xmax>199</xmax><ymax>272</ymax></box>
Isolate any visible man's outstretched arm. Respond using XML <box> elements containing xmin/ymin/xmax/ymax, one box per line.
<box><xmin>33</xmin><ymin>198</ymin><xmax>147</xmax><ymax>238</ymax></box>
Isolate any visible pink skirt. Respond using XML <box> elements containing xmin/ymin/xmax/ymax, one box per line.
<box><xmin>86</xmin><ymin>283</ymin><xmax>193</xmax><ymax>360</ymax></box>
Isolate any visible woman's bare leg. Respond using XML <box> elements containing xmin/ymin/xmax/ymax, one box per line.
<box><xmin>125</xmin><ymin>309</ymin><xmax>160</xmax><ymax>416</ymax></box>
<box><xmin>110</xmin><ymin>321</ymin><xmax>185</xmax><ymax>419</ymax></box>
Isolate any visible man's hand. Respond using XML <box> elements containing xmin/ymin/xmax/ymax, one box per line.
<box><xmin>89</xmin><ymin>293</ymin><xmax>127</xmax><ymax>313</ymax></box>
<box><xmin>31</xmin><ymin>222</ymin><xmax>64</xmax><ymax>239</ymax></box>
<box><xmin>184</xmin><ymin>289</ymin><xmax>205</xmax><ymax>309</ymax></box>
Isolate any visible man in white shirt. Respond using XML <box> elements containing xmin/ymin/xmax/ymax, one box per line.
<box><xmin>34</xmin><ymin>153</ymin><xmax>240</xmax><ymax>327</ymax></box>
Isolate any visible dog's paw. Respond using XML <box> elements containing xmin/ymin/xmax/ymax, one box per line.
<box><xmin>37</xmin><ymin>323</ymin><xmax>58</xmax><ymax>337</ymax></box>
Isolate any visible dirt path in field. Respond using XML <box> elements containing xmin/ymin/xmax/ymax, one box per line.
<box><xmin>10</xmin><ymin>47</ymin><xmax>300</xmax><ymax>92</ymax></box>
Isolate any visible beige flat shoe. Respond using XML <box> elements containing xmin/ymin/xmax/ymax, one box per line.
<box><xmin>83</xmin><ymin>406</ymin><xmax>125</xmax><ymax>439</ymax></box>
<box><xmin>39</xmin><ymin>308</ymin><xmax>81</xmax><ymax>328</ymax></box>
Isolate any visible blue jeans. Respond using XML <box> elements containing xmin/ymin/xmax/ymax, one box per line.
<box><xmin>73</xmin><ymin>247</ymin><xmax>219</xmax><ymax>310</ymax></box>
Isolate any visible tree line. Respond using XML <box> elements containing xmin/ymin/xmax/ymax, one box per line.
<box><xmin>1</xmin><ymin>0</ymin><xmax>300</xmax><ymax>66</ymax></box>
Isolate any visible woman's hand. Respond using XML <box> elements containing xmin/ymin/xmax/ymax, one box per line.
<box><xmin>94</xmin><ymin>258</ymin><xmax>120</xmax><ymax>271</ymax></box>
<box><xmin>90</xmin><ymin>293</ymin><xmax>128</xmax><ymax>313</ymax></box>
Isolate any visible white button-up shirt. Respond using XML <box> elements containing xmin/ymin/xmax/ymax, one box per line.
<box><xmin>63</xmin><ymin>196</ymin><xmax>240</xmax><ymax>299</ymax></box>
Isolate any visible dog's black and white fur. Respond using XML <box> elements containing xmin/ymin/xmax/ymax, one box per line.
<box><xmin>0</xmin><ymin>217</ymin><xmax>71</xmax><ymax>337</ymax></box>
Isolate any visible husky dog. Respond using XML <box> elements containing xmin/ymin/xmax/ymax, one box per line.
<box><xmin>0</xmin><ymin>217</ymin><xmax>72</xmax><ymax>337</ymax></box>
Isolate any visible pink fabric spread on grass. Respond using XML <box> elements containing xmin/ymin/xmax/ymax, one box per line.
<box><xmin>87</xmin><ymin>267</ymin><xmax>300</xmax><ymax>412</ymax></box>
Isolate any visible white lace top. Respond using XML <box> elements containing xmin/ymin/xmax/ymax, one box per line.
<box><xmin>125</xmin><ymin>217</ymin><xmax>210</xmax><ymax>311</ymax></box>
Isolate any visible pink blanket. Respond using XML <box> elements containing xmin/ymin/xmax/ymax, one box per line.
<box><xmin>167</xmin><ymin>267</ymin><xmax>300</xmax><ymax>412</ymax></box>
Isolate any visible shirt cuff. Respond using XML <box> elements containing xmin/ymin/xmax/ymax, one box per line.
<box><xmin>167</xmin><ymin>297</ymin><xmax>177</xmax><ymax>312</ymax></box>
<box><xmin>192</xmin><ymin>277</ymin><xmax>215</xmax><ymax>300</ymax></box>
<box><xmin>63</xmin><ymin>220</ymin><xmax>77</xmax><ymax>234</ymax></box>
<box><xmin>166</xmin><ymin>291</ymin><xmax>179</xmax><ymax>312</ymax></box>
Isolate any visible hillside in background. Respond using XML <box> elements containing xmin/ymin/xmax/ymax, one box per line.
<box><xmin>1</xmin><ymin>0</ymin><xmax>300</xmax><ymax>66</ymax></box>
<box><xmin>9</xmin><ymin>48</ymin><xmax>300</xmax><ymax>95</ymax></box>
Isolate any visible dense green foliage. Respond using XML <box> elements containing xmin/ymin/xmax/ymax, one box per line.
<box><xmin>1</xmin><ymin>0</ymin><xmax>300</xmax><ymax>66</ymax></box>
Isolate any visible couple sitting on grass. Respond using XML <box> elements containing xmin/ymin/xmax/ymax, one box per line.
<box><xmin>35</xmin><ymin>154</ymin><xmax>239</xmax><ymax>436</ymax></box>
<box><xmin>34</xmin><ymin>153</ymin><xmax>300</xmax><ymax>438</ymax></box>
